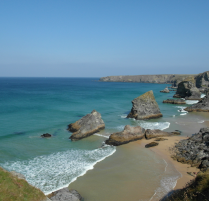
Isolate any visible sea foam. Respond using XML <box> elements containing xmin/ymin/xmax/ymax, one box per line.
<box><xmin>1</xmin><ymin>146</ymin><xmax>116</xmax><ymax>194</ymax></box>
<box><xmin>138</xmin><ymin>121</ymin><xmax>170</xmax><ymax>130</ymax></box>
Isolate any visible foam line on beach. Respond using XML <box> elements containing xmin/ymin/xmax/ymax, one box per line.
<box><xmin>1</xmin><ymin>146</ymin><xmax>116</xmax><ymax>194</ymax></box>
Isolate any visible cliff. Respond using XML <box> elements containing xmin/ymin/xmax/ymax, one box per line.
<box><xmin>99</xmin><ymin>74</ymin><xmax>196</xmax><ymax>86</ymax></box>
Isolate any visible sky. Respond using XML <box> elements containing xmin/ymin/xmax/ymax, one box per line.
<box><xmin>0</xmin><ymin>0</ymin><xmax>208</xmax><ymax>77</ymax></box>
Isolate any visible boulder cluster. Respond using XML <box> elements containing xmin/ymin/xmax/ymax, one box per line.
<box><xmin>105</xmin><ymin>125</ymin><xmax>180</xmax><ymax>146</ymax></box>
<box><xmin>163</xmin><ymin>99</ymin><xmax>186</xmax><ymax>104</ymax></box>
<box><xmin>171</xmin><ymin>128</ymin><xmax>209</xmax><ymax>171</ymax></box>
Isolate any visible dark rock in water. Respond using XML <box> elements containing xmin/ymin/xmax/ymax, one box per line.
<box><xmin>172</xmin><ymin>127</ymin><xmax>209</xmax><ymax>171</ymax></box>
<box><xmin>195</xmin><ymin>71</ymin><xmax>209</xmax><ymax>88</ymax></box>
<box><xmin>173</xmin><ymin>77</ymin><xmax>201</xmax><ymax>100</ymax></box>
<box><xmin>127</xmin><ymin>90</ymin><xmax>163</xmax><ymax>120</ymax></box>
<box><xmin>145</xmin><ymin>129</ymin><xmax>178</xmax><ymax>139</ymax></box>
<box><xmin>163</xmin><ymin>99</ymin><xmax>186</xmax><ymax>104</ymax></box>
<box><xmin>41</xmin><ymin>133</ymin><xmax>52</xmax><ymax>138</ymax></box>
<box><xmin>145</xmin><ymin>142</ymin><xmax>159</xmax><ymax>148</ymax></box>
<box><xmin>50</xmin><ymin>188</ymin><xmax>83</xmax><ymax>201</ymax></box>
<box><xmin>68</xmin><ymin>110</ymin><xmax>105</xmax><ymax>141</ymax></box>
<box><xmin>105</xmin><ymin>125</ymin><xmax>145</xmax><ymax>146</ymax></box>
<box><xmin>155</xmin><ymin>138</ymin><xmax>168</xmax><ymax>141</ymax></box>
<box><xmin>160</xmin><ymin>87</ymin><xmax>170</xmax><ymax>93</ymax></box>
<box><xmin>185</xmin><ymin>95</ymin><xmax>209</xmax><ymax>112</ymax></box>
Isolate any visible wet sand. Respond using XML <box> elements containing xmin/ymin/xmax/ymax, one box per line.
<box><xmin>139</xmin><ymin>136</ymin><xmax>199</xmax><ymax>191</ymax></box>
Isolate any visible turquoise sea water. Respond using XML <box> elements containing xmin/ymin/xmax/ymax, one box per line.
<box><xmin>0</xmin><ymin>78</ymin><xmax>207</xmax><ymax>196</ymax></box>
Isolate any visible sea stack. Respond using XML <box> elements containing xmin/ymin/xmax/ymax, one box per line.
<box><xmin>105</xmin><ymin>125</ymin><xmax>145</xmax><ymax>146</ymax></box>
<box><xmin>173</xmin><ymin>77</ymin><xmax>201</xmax><ymax>100</ymax></box>
<box><xmin>68</xmin><ymin>110</ymin><xmax>105</xmax><ymax>141</ymax></box>
<box><xmin>127</xmin><ymin>90</ymin><xmax>163</xmax><ymax>120</ymax></box>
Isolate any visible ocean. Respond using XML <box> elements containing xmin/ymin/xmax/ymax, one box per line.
<box><xmin>0</xmin><ymin>77</ymin><xmax>208</xmax><ymax>200</ymax></box>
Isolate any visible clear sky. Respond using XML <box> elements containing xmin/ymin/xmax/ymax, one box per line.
<box><xmin>0</xmin><ymin>0</ymin><xmax>208</xmax><ymax>77</ymax></box>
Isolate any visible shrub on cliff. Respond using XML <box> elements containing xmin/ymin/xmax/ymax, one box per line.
<box><xmin>161</xmin><ymin>171</ymin><xmax>209</xmax><ymax>201</ymax></box>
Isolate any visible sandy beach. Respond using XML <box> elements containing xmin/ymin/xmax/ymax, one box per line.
<box><xmin>138</xmin><ymin>136</ymin><xmax>199</xmax><ymax>191</ymax></box>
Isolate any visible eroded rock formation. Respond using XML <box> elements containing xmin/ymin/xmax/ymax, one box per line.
<box><xmin>105</xmin><ymin>125</ymin><xmax>145</xmax><ymax>146</ymax></box>
<box><xmin>50</xmin><ymin>188</ymin><xmax>83</xmax><ymax>201</ymax></box>
<box><xmin>160</xmin><ymin>87</ymin><xmax>170</xmax><ymax>93</ymax></box>
<box><xmin>171</xmin><ymin>127</ymin><xmax>209</xmax><ymax>171</ymax></box>
<box><xmin>173</xmin><ymin>77</ymin><xmax>201</xmax><ymax>100</ymax></box>
<box><xmin>145</xmin><ymin>129</ymin><xmax>180</xmax><ymax>139</ymax></box>
<box><xmin>185</xmin><ymin>95</ymin><xmax>209</xmax><ymax>112</ymax></box>
<box><xmin>68</xmin><ymin>110</ymin><xmax>105</xmax><ymax>141</ymax></box>
<box><xmin>127</xmin><ymin>90</ymin><xmax>163</xmax><ymax>120</ymax></box>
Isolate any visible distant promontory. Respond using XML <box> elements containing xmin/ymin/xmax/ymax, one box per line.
<box><xmin>99</xmin><ymin>74</ymin><xmax>196</xmax><ymax>86</ymax></box>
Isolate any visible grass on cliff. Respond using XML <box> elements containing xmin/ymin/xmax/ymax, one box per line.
<box><xmin>162</xmin><ymin>171</ymin><xmax>209</xmax><ymax>201</ymax></box>
<box><xmin>0</xmin><ymin>167</ymin><xmax>46</xmax><ymax>201</ymax></box>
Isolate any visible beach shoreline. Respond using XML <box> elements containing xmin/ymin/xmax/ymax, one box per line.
<box><xmin>137</xmin><ymin>136</ymin><xmax>199</xmax><ymax>191</ymax></box>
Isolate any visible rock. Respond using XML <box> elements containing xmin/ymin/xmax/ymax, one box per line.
<box><xmin>195</xmin><ymin>71</ymin><xmax>209</xmax><ymax>88</ymax></box>
<box><xmin>10</xmin><ymin>171</ymin><xmax>26</xmax><ymax>180</ymax></box>
<box><xmin>105</xmin><ymin>125</ymin><xmax>145</xmax><ymax>146</ymax></box>
<box><xmin>172</xmin><ymin>127</ymin><xmax>209</xmax><ymax>170</ymax></box>
<box><xmin>145</xmin><ymin>129</ymin><xmax>177</xmax><ymax>139</ymax></box>
<box><xmin>41</xmin><ymin>133</ymin><xmax>52</xmax><ymax>138</ymax></box>
<box><xmin>145</xmin><ymin>142</ymin><xmax>159</xmax><ymax>148</ymax></box>
<box><xmin>185</xmin><ymin>95</ymin><xmax>209</xmax><ymax>112</ymax></box>
<box><xmin>127</xmin><ymin>90</ymin><xmax>163</xmax><ymax>120</ymax></box>
<box><xmin>163</xmin><ymin>99</ymin><xmax>186</xmax><ymax>104</ymax></box>
<box><xmin>42</xmin><ymin>198</ymin><xmax>51</xmax><ymax>201</ymax></box>
<box><xmin>155</xmin><ymin>138</ymin><xmax>168</xmax><ymax>141</ymax></box>
<box><xmin>160</xmin><ymin>87</ymin><xmax>170</xmax><ymax>93</ymax></box>
<box><xmin>68</xmin><ymin>110</ymin><xmax>105</xmax><ymax>141</ymax></box>
<box><xmin>173</xmin><ymin>77</ymin><xmax>201</xmax><ymax>100</ymax></box>
<box><xmin>170</xmin><ymin>130</ymin><xmax>181</xmax><ymax>135</ymax></box>
<box><xmin>50</xmin><ymin>188</ymin><xmax>83</xmax><ymax>201</ymax></box>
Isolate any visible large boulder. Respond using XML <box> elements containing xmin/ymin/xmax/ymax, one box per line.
<box><xmin>185</xmin><ymin>95</ymin><xmax>209</xmax><ymax>112</ymax></box>
<box><xmin>127</xmin><ymin>90</ymin><xmax>163</xmax><ymax>120</ymax></box>
<box><xmin>105</xmin><ymin>125</ymin><xmax>145</xmax><ymax>146</ymax></box>
<box><xmin>195</xmin><ymin>71</ymin><xmax>209</xmax><ymax>88</ymax></box>
<box><xmin>145</xmin><ymin>129</ymin><xmax>179</xmax><ymax>139</ymax></box>
<box><xmin>163</xmin><ymin>99</ymin><xmax>186</xmax><ymax>104</ymax></box>
<box><xmin>50</xmin><ymin>188</ymin><xmax>83</xmax><ymax>201</ymax></box>
<box><xmin>160</xmin><ymin>87</ymin><xmax>170</xmax><ymax>93</ymax></box>
<box><xmin>173</xmin><ymin>77</ymin><xmax>201</xmax><ymax>100</ymax></box>
<box><xmin>171</xmin><ymin>127</ymin><xmax>209</xmax><ymax>171</ymax></box>
<box><xmin>68</xmin><ymin>110</ymin><xmax>105</xmax><ymax>141</ymax></box>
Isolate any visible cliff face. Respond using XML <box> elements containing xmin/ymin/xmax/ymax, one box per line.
<box><xmin>100</xmin><ymin>74</ymin><xmax>195</xmax><ymax>85</ymax></box>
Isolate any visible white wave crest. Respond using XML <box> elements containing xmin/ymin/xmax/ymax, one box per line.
<box><xmin>1</xmin><ymin>147</ymin><xmax>116</xmax><ymax>194</ymax></box>
<box><xmin>94</xmin><ymin>134</ymin><xmax>109</xmax><ymax>138</ymax></box>
<box><xmin>201</xmin><ymin>94</ymin><xmax>206</xmax><ymax>98</ymax></box>
<box><xmin>118</xmin><ymin>114</ymin><xmax>127</xmax><ymax>119</ymax></box>
<box><xmin>185</xmin><ymin>100</ymin><xmax>199</xmax><ymax>104</ymax></box>
<box><xmin>138</xmin><ymin>121</ymin><xmax>170</xmax><ymax>130</ymax></box>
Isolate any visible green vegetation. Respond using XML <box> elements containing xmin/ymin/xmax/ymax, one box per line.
<box><xmin>0</xmin><ymin>167</ymin><xmax>46</xmax><ymax>201</ymax></box>
<box><xmin>162</xmin><ymin>171</ymin><xmax>209</xmax><ymax>201</ymax></box>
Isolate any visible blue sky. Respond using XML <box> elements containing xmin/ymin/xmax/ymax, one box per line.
<box><xmin>0</xmin><ymin>0</ymin><xmax>208</xmax><ymax>77</ymax></box>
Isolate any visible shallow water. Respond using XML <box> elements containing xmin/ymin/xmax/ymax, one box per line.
<box><xmin>0</xmin><ymin>78</ymin><xmax>208</xmax><ymax>198</ymax></box>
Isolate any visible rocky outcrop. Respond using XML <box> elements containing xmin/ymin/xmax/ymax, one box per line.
<box><xmin>171</xmin><ymin>127</ymin><xmax>209</xmax><ymax>171</ymax></box>
<box><xmin>185</xmin><ymin>95</ymin><xmax>209</xmax><ymax>112</ymax></box>
<box><xmin>68</xmin><ymin>110</ymin><xmax>105</xmax><ymax>141</ymax></box>
<box><xmin>41</xmin><ymin>133</ymin><xmax>52</xmax><ymax>138</ymax></box>
<box><xmin>195</xmin><ymin>71</ymin><xmax>209</xmax><ymax>88</ymax></box>
<box><xmin>127</xmin><ymin>90</ymin><xmax>163</xmax><ymax>120</ymax></box>
<box><xmin>50</xmin><ymin>188</ymin><xmax>83</xmax><ymax>201</ymax></box>
<box><xmin>160</xmin><ymin>87</ymin><xmax>170</xmax><ymax>93</ymax></box>
<box><xmin>105</xmin><ymin>125</ymin><xmax>145</xmax><ymax>146</ymax></box>
<box><xmin>145</xmin><ymin>129</ymin><xmax>180</xmax><ymax>139</ymax></box>
<box><xmin>145</xmin><ymin>142</ymin><xmax>159</xmax><ymax>148</ymax></box>
<box><xmin>163</xmin><ymin>99</ymin><xmax>186</xmax><ymax>104</ymax></box>
<box><xmin>99</xmin><ymin>74</ymin><xmax>195</xmax><ymax>85</ymax></box>
<box><xmin>173</xmin><ymin>77</ymin><xmax>201</xmax><ymax>100</ymax></box>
